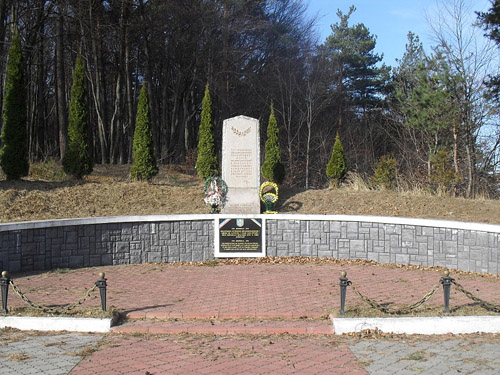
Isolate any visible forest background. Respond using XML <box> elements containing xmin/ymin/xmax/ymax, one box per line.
<box><xmin>0</xmin><ymin>0</ymin><xmax>499</xmax><ymax>198</ymax></box>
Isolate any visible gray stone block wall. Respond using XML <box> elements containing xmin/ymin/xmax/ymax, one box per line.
<box><xmin>0</xmin><ymin>216</ymin><xmax>499</xmax><ymax>275</ymax></box>
<box><xmin>266</xmin><ymin>219</ymin><xmax>500</xmax><ymax>274</ymax></box>
<box><xmin>0</xmin><ymin>220</ymin><xmax>215</xmax><ymax>273</ymax></box>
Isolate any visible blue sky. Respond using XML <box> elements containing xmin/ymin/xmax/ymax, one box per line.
<box><xmin>306</xmin><ymin>0</ymin><xmax>493</xmax><ymax>66</ymax></box>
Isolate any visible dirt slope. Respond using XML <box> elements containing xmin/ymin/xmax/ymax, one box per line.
<box><xmin>0</xmin><ymin>164</ymin><xmax>498</xmax><ymax>224</ymax></box>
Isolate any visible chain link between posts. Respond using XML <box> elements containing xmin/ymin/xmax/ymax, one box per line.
<box><xmin>350</xmin><ymin>282</ymin><xmax>442</xmax><ymax>315</ymax></box>
<box><xmin>9</xmin><ymin>279</ymin><xmax>98</xmax><ymax>314</ymax></box>
<box><xmin>451</xmin><ymin>280</ymin><xmax>500</xmax><ymax>313</ymax></box>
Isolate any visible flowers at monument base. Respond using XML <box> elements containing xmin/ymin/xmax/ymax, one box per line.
<box><xmin>260</xmin><ymin>181</ymin><xmax>278</xmax><ymax>214</ymax></box>
<box><xmin>203</xmin><ymin>176</ymin><xmax>228</xmax><ymax>213</ymax></box>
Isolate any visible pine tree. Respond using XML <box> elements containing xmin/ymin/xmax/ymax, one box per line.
<box><xmin>324</xmin><ymin>6</ymin><xmax>389</xmax><ymax>132</ymax></box>
<box><xmin>261</xmin><ymin>103</ymin><xmax>285</xmax><ymax>184</ymax></box>
<box><xmin>62</xmin><ymin>54</ymin><xmax>93</xmax><ymax>179</ymax></box>
<box><xmin>0</xmin><ymin>30</ymin><xmax>29</xmax><ymax>180</ymax></box>
<box><xmin>130</xmin><ymin>83</ymin><xmax>158</xmax><ymax>181</ymax></box>
<box><xmin>478</xmin><ymin>3</ymin><xmax>500</xmax><ymax>99</ymax></box>
<box><xmin>196</xmin><ymin>83</ymin><xmax>218</xmax><ymax>180</ymax></box>
<box><xmin>326</xmin><ymin>132</ymin><xmax>347</xmax><ymax>187</ymax></box>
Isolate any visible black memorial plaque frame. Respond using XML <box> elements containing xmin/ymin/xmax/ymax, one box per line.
<box><xmin>214</xmin><ymin>217</ymin><xmax>265</xmax><ymax>258</ymax></box>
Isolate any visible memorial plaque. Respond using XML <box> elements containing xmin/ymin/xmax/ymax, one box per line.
<box><xmin>221</xmin><ymin>116</ymin><xmax>260</xmax><ymax>214</ymax></box>
<box><xmin>214</xmin><ymin>218</ymin><xmax>266</xmax><ymax>258</ymax></box>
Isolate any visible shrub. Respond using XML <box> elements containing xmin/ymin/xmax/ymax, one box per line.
<box><xmin>326</xmin><ymin>132</ymin><xmax>347</xmax><ymax>187</ymax></box>
<box><xmin>62</xmin><ymin>54</ymin><xmax>93</xmax><ymax>179</ymax></box>
<box><xmin>430</xmin><ymin>149</ymin><xmax>459</xmax><ymax>193</ymax></box>
<box><xmin>196</xmin><ymin>83</ymin><xmax>218</xmax><ymax>180</ymax></box>
<box><xmin>261</xmin><ymin>103</ymin><xmax>285</xmax><ymax>184</ymax></box>
<box><xmin>370</xmin><ymin>155</ymin><xmax>398</xmax><ymax>189</ymax></box>
<box><xmin>30</xmin><ymin>160</ymin><xmax>66</xmax><ymax>182</ymax></box>
<box><xmin>130</xmin><ymin>83</ymin><xmax>158</xmax><ymax>181</ymax></box>
<box><xmin>0</xmin><ymin>30</ymin><xmax>29</xmax><ymax>180</ymax></box>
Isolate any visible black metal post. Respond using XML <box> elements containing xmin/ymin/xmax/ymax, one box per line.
<box><xmin>96</xmin><ymin>272</ymin><xmax>107</xmax><ymax>312</ymax></box>
<box><xmin>1</xmin><ymin>271</ymin><xmax>10</xmax><ymax>314</ymax></box>
<box><xmin>339</xmin><ymin>271</ymin><xmax>351</xmax><ymax>316</ymax></box>
<box><xmin>440</xmin><ymin>269</ymin><xmax>454</xmax><ymax>314</ymax></box>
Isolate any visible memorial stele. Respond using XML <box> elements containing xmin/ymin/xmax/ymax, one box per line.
<box><xmin>221</xmin><ymin>115</ymin><xmax>260</xmax><ymax>214</ymax></box>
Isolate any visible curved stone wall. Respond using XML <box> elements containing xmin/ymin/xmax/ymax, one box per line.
<box><xmin>0</xmin><ymin>214</ymin><xmax>499</xmax><ymax>274</ymax></box>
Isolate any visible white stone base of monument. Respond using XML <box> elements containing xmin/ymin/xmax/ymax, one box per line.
<box><xmin>222</xmin><ymin>188</ymin><xmax>261</xmax><ymax>214</ymax></box>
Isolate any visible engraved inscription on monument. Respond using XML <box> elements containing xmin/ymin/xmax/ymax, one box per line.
<box><xmin>215</xmin><ymin>218</ymin><xmax>265</xmax><ymax>257</ymax></box>
<box><xmin>230</xmin><ymin>149</ymin><xmax>253</xmax><ymax>178</ymax></box>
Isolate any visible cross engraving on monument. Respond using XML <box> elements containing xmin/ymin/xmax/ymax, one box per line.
<box><xmin>221</xmin><ymin>115</ymin><xmax>260</xmax><ymax>214</ymax></box>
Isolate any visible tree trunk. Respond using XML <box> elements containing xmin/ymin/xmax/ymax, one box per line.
<box><xmin>56</xmin><ymin>1</ymin><xmax>67</xmax><ymax>159</ymax></box>
<box><xmin>305</xmin><ymin>91</ymin><xmax>312</xmax><ymax>190</ymax></box>
<box><xmin>36</xmin><ymin>35</ymin><xmax>46</xmax><ymax>159</ymax></box>
<box><xmin>88</xmin><ymin>2</ymin><xmax>109</xmax><ymax>163</ymax></box>
<box><xmin>0</xmin><ymin>0</ymin><xmax>11</xmax><ymax>127</ymax></box>
<box><xmin>121</xmin><ymin>4</ymin><xmax>132</xmax><ymax>164</ymax></box>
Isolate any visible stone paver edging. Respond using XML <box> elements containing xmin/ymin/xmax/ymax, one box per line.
<box><xmin>112</xmin><ymin>319</ymin><xmax>334</xmax><ymax>335</ymax></box>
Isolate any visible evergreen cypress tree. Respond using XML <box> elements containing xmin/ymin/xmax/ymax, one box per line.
<box><xmin>130</xmin><ymin>83</ymin><xmax>158</xmax><ymax>181</ymax></box>
<box><xmin>326</xmin><ymin>132</ymin><xmax>347</xmax><ymax>187</ymax></box>
<box><xmin>196</xmin><ymin>83</ymin><xmax>218</xmax><ymax>180</ymax></box>
<box><xmin>261</xmin><ymin>103</ymin><xmax>285</xmax><ymax>184</ymax></box>
<box><xmin>62</xmin><ymin>54</ymin><xmax>93</xmax><ymax>179</ymax></box>
<box><xmin>0</xmin><ymin>30</ymin><xmax>29</xmax><ymax>180</ymax></box>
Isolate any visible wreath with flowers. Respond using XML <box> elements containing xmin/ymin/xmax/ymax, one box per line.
<box><xmin>203</xmin><ymin>176</ymin><xmax>228</xmax><ymax>213</ymax></box>
<box><xmin>259</xmin><ymin>181</ymin><xmax>278</xmax><ymax>213</ymax></box>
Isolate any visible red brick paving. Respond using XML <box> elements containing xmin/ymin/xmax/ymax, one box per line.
<box><xmin>7</xmin><ymin>262</ymin><xmax>500</xmax><ymax>321</ymax></box>
<box><xmin>71</xmin><ymin>335</ymin><xmax>368</xmax><ymax>375</ymax></box>
<box><xmin>111</xmin><ymin>318</ymin><xmax>333</xmax><ymax>335</ymax></box>
<box><xmin>6</xmin><ymin>261</ymin><xmax>500</xmax><ymax>374</ymax></box>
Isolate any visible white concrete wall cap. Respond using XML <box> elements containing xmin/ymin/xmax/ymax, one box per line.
<box><xmin>0</xmin><ymin>214</ymin><xmax>499</xmax><ymax>233</ymax></box>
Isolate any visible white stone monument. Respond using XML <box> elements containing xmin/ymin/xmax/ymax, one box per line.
<box><xmin>221</xmin><ymin>115</ymin><xmax>260</xmax><ymax>214</ymax></box>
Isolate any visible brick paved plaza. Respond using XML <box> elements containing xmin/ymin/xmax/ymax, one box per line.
<box><xmin>1</xmin><ymin>260</ymin><xmax>500</xmax><ymax>374</ymax></box>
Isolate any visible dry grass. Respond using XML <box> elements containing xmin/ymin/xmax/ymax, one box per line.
<box><xmin>0</xmin><ymin>162</ymin><xmax>499</xmax><ymax>224</ymax></box>
<box><xmin>280</xmin><ymin>187</ymin><xmax>500</xmax><ymax>224</ymax></box>
<box><xmin>0</xmin><ymin>164</ymin><xmax>206</xmax><ymax>223</ymax></box>
<box><xmin>332</xmin><ymin>303</ymin><xmax>500</xmax><ymax>318</ymax></box>
<box><xmin>7</xmin><ymin>353</ymin><xmax>31</xmax><ymax>362</ymax></box>
<box><xmin>2</xmin><ymin>306</ymin><xmax>117</xmax><ymax>319</ymax></box>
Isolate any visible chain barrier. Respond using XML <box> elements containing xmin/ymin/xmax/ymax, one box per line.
<box><xmin>451</xmin><ymin>280</ymin><xmax>500</xmax><ymax>313</ymax></box>
<box><xmin>350</xmin><ymin>282</ymin><xmax>441</xmax><ymax>315</ymax></box>
<box><xmin>9</xmin><ymin>279</ymin><xmax>98</xmax><ymax>314</ymax></box>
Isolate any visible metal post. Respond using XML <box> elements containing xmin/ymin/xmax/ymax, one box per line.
<box><xmin>96</xmin><ymin>272</ymin><xmax>107</xmax><ymax>312</ymax></box>
<box><xmin>339</xmin><ymin>271</ymin><xmax>351</xmax><ymax>316</ymax></box>
<box><xmin>1</xmin><ymin>271</ymin><xmax>10</xmax><ymax>314</ymax></box>
<box><xmin>440</xmin><ymin>269</ymin><xmax>454</xmax><ymax>314</ymax></box>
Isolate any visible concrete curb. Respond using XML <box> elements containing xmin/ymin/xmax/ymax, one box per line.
<box><xmin>3</xmin><ymin>314</ymin><xmax>500</xmax><ymax>335</ymax></box>
<box><xmin>331</xmin><ymin>315</ymin><xmax>500</xmax><ymax>335</ymax></box>
<box><xmin>0</xmin><ymin>316</ymin><xmax>112</xmax><ymax>333</ymax></box>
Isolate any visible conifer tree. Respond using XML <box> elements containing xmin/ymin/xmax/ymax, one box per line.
<box><xmin>370</xmin><ymin>155</ymin><xmax>398</xmax><ymax>189</ymax></box>
<box><xmin>130</xmin><ymin>83</ymin><xmax>158</xmax><ymax>181</ymax></box>
<box><xmin>0</xmin><ymin>30</ymin><xmax>29</xmax><ymax>180</ymax></box>
<box><xmin>62</xmin><ymin>54</ymin><xmax>93</xmax><ymax>179</ymax></box>
<box><xmin>261</xmin><ymin>103</ymin><xmax>285</xmax><ymax>184</ymax></box>
<box><xmin>326</xmin><ymin>132</ymin><xmax>347</xmax><ymax>187</ymax></box>
<box><xmin>196</xmin><ymin>83</ymin><xmax>218</xmax><ymax>180</ymax></box>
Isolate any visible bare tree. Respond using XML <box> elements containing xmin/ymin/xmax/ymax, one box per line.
<box><xmin>427</xmin><ymin>0</ymin><xmax>500</xmax><ymax>197</ymax></box>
